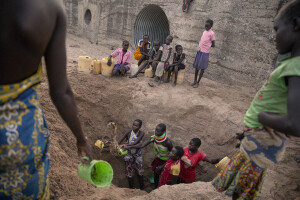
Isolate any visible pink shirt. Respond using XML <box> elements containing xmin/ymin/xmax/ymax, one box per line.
<box><xmin>111</xmin><ymin>48</ymin><xmax>132</xmax><ymax>65</ymax></box>
<box><xmin>198</xmin><ymin>29</ymin><xmax>215</xmax><ymax>53</ymax></box>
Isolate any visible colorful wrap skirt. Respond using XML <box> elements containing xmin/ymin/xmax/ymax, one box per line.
<box><xmin>0</xmin><ymin>66</ymin><xmax>50</xmax><ymax>199</ymax></box>
<box><xmin>212</xmin><ymin>152</ymin><xmax>265</xmax><ymax>200</ymax></box>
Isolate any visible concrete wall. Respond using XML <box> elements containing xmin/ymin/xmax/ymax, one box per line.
<box><xmin>63</xmin><ymin>0</ymin><xmax>282</xmax><ymax>87</ymax></box>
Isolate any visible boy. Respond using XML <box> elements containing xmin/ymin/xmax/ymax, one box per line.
<box><xmin>178</xmin><ymin>138</ymin><xmax>220</xmax><ymax>183</ymax></box>
<box><xmin>124</xmin><ymin>123</ymin><xmax>173</xmax><ymax>188</ymax></box>
<box><xmin>158</xmin><ymin>146</ymin><xmax>184</xmax><ymax>187</ymax></box>
<box><xmin>165</xmin><ymin>45</ymin><xmax>186</xmax><ymax>86</ymax></box>
<box><xmin>107</xmin><ymin>40</ymin><xmax>132</xmax><ymax>76</ymax></box>
<box><xmin>134</xmin><ymin>34</ymin><xmax>152</xmax><ymax>66</ymax></box>
<box><xmin>118</xmin><ymin>120</ymin><xmax>145</xmax><ymax>190</ymax></box>
<box><xmin>191</xmin><ymin>19</ymin><xmax>215</xmax><ymax>88</ymax></box>
<box><xmin>155</xmin><ymin>35</ymin><xmax>173</xmax><ymax>84</ymax></box>
<box><xmin>130</xmin><ymin>40</ymin><xmax>162</xmax><ymax>78</ymax></box>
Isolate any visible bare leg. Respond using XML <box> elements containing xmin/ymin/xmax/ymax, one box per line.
<box><xmin>165</xmin><ymin>66</ymin><xmax>172</xmax><ymax>83</ymax></box>
<box><xmin>112</xmin><ymin>69</ymin><xmax>119</xmax><ymax>76</ymax></box>
<box><xmin>152</xmin><ymin>61</ymin><xmax>158</xmax><ymax>72</ymax></box>
<box><xmin>138</xmin><ymin>175</ymin><xmax>144</xmax><ymax>190</ymax></box>
<box><xmin>138</xmin><ymin>54</ymin><xmax>146</xmax><ymax>66</ymax></box>
<box><xmin>119</xmin><ymin>65</ymin><xmax>126</xmax><ymax>76</ymax></box>
<box><xmin>193</xmin><ymin>69</ymin><xmax>204</xmax><ymax>88</ymax></box>
<box><xmin>173</xmin><ymin>66</ymin><xmax>179</xmax><ymax>87</ymax></box>
<box><xmin>130</xmin><ymin>61</ymin><xmax>149</xmax><ymax>78</ymax></box>
<box><xmin>191</xmin><ymin>69</ymin><xmax>199</xmax><ymax>86</ymax></box>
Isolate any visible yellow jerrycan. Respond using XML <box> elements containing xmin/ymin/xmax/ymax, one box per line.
<box><xmin>92</xmin><ymin>59</ymin><xmax>102</xmax><ymax>74</ymax></box>
<box><xmin>78</xmin><ymin>56</ymin><xmax>92</xmax><ymax>74</ymax></box>
<box><xmin>101</xmin><ymin>57</ymin><xmax>114</xmax><ymax>77</ymax></box>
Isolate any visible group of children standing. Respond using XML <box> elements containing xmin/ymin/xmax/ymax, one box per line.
<box><xmin>107</xmin><ymin>19</ymin><xmax>216</xmax><ymax>87</ymax></box>
<box><xmin>118</xmin><ymin>120</ymin><xmax>221</xmax><ymax>190</ymax></box>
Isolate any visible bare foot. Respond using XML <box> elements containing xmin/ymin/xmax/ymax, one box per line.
<box><xmin>155</xmin><ymin>76</ymin><xmax>160</xmax><ymax>82</ymax></box>
<box><xmin>191</xmin><ymin>82</ymin><xmax>197</xmax><ymax>86</ymax></box>
<box><xmin>148</xmin><ymin>82</ymin><xmax>155</xmax><ymax>87</ymax></box>
<box><xmin>172</xmin><ymin>82</ymin><xmax>176</xmax><ymax>87</ymax></box>
<box><xmin>129</xmin><ymin>75</ymin><xmax>137</xmax><ymax>79</ymax></box>
<box><xmin>164</xmin><ymin>79</ymin><xmax>170</xmax><ymax>83</ymax></box>
<box><xmin>193</xmin><ymin>83</ymin><xmax>199</xmax><ymax>88</ymax></box>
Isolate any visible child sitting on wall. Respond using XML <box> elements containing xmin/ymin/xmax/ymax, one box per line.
<box><xmin>107</xmin><ymin>40</ymin><xmax>132</xmax><ymax>76</ymax></box>
<box><xmin>134</xmin><ymin>34</ymin><xmax>152</xmax><ymax>66</ymax></box>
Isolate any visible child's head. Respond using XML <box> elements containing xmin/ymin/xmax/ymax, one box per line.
<box><xmin>205</xmin><ymin>19</ymin><xmax>213</xmax><ymax>31</ymax></box>
<box><xmin>169</xmin><ymin>146</ymin><xmax>184</xmax><ymax>161</ymax></box>
<box><xmin>155</xmin><ymin>123</ymin><xmax>166</xmax><ymax>137</ymax></box>
<box><xmin>132</xmin><ymin>119</ymin><xmax>142</xmax><ymax>132</ymax></box>
<box><xmin>188</xmin><ymin>138</ymin><xmax>201</xmax><ymax>153</ymax></box>
<box><xmin>275</xmin><ymin>0</ymin><xmax>300</xmax><ymax>55</ymax></box>
<box><xmin>122</xmin><ymin>40</ymin><xmax>129</xmax><ymax>50</ymax></box>
<box><xmin>175</xmin><ymin>45</ymin><xmax>183</xmax><ymax>55</ymax></box>
<box><xmin>153</xmin><ymin>40</ymin><xmax>160</xmax><ymax>50</ymax></box>
<box><xmin>165</xmin><ymin>35</ymin><xmax>173</xmax><ymax>45</ymax></box>
<box><xmin>143</xmin><ymin>34</ymin><xmax>149</xmax><ymax>43</ymax></box>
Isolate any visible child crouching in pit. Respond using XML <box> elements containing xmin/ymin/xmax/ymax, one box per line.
<box><xmin>158</xmin><ymin>146</ymin><xmax>184</xmax><ymax>187</ymax></box>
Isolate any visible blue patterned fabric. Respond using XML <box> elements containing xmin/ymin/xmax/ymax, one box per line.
<box><xmin>0</xmin><ymin>66</ymin><xmax>50</xmax><ymax>200</ymax></box>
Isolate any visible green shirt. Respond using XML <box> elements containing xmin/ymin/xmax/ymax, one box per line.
<box><xmin>244</xmin><ymin>56</ymin><xmax>300</xmax><ymax>128</ymax></box>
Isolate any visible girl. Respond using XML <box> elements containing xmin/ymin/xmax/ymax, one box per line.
<box><xmin>191</xmin><ymin>19</ymin><xmax>215</xmax><ymax>88</ymax></box>
<box><xmin>158</xmin><ymin>146</ymin><xmax>184</xmax><ymax>187</ymax></box>
<box><xmin>118</xmin><ymin>119</ymin><xmax>145</xmax><ymax>189</ymax></box>
<box><xmin>212</xmin><ymin>1</ymin><xmax>300</xmax><ymax>199</ymax></box>
<box><xmin>165</xmin><ymin>45</ymin><xmax>186</xmax><ymax>86</ymax></box>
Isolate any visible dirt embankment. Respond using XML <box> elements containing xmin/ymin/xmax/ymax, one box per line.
<box><xmin>40</xmin><ymin>34</ymin><xmax>300</xmax><ymax>200</ymax></box>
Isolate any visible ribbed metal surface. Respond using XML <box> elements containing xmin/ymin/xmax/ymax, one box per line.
<box><xmin>134</xmin><ymin>5</ymin><xmax>170</xmax><ymax>49</ymax></box>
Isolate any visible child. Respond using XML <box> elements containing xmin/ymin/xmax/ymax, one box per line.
<box><xmin>155</xmin><ymin>35</ymin><xmax>173</xmax><ymax>84</ymax></box>
<box><xmin>165</xmin><ymin>45</ymin><xmax>186</xmax><ymax>86</ymax></box>
<box><xmin>212</xmin><ymin>1</ymin><xmax>300</xmax><ymax>199</ymax></box>
<box><xmin>124</xmin><ymin>123</ymin><xmax>173</xmax><ymax>188</ymax></box>
<box><xmin>130</xmin><ymin>40</ymin><xmax>162</xmax><ymax>78</ymax></box>
<box><xmin>118</xmin><ymin>119</ymin><xmax>145</xmax><ymax>189</ymax></box>
<box><xmin>158</xmin><ymin>146</ymin><xmax>184</xmax><ymax>187</ymax></box>
<box><xmin>107</xmin><ymin>40</ymin><xmax>132</xmax><ymax>76</ymax></box>
<box><xmin>134</xmin><ymin>34</ymin><xmax>152</xmax><ymax>66</ymax></box>
<box><xmin>178</xmin><ymin>138</ymin><xmax>220</xmax><ymax>184</ymax></box>
<box><xmin>191</xmin><ymin>19</ymin><xmax>215</xmax><ymax>88</ymax></box>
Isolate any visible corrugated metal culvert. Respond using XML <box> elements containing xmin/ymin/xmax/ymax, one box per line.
<box><xmin>134</xmin><ymin>4</ymin><xmax>170</xmax><ymax>48</ymax></box>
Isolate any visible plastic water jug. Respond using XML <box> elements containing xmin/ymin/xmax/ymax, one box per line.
<box><xmin>101</xmin><ymin>57</ymin><xmax>114</xmax><ymax>77</ymax></box>
<box><xmin>130</xmin><ymin>64</ymin><xmax>138</xmax><ymax>76</ymax></box>
<box><xmin>171</xmin><ymin>69</ymin><xmax>185</xmax><ymax>84</ymax></box>
<box><xmin>92</xmin><ymin>60</ymin><xmax>102</xmax><ymax>74</ymax></box>
<box><xmin>78</xmin><ymin>56</ymin><xmax>92</xmax><ymax>74</ymax></box>
<box><xmin>145</xmin><ymin>67</ymin><xmax>154</xmax><ymax>78</ymax></box>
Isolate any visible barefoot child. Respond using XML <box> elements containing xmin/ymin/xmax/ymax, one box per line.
<box><xmin>212</xmin><ymin>1</ymin><xmax>300</xmax><ymax>199</ymax></box>
<box><xmin>155</xmin><ymin>35</ymin><xmax>173</xmax><ymax>84</ymax></box>
<box><xmin>191</xmin><ymin>19</ymin><xmax>215</xmax><ymax>88</ymax></box>
<box><xmin>130</xmin><ymin>40</ymin><xmax>162</xmax><ymax>78</ymax></box>
<box><xmin>125</xmin><ymin>123</ymin><xmax>173</xmax><ymax>188</ymax></box>
<box><xmin>165</xmin><ymin>45</ymin><xmax>186</xmax><ymax>86</ymax></box>
<box><xmin>158</xmin><ymin>146</ymin><xmax>184</xmax><ymax>187</ymax></box>
<box><xmin>118</xmin><ymin>119</ymin><xmax>145</xmax><ymax>189</ymax></box>
<box><xmin>134</xmin><ymin>34</ymin><xmax>152</xmax><ymax>66</ymax></box>
<box><xmin>107</xmin><ymin>40</ymin><xmax>132</xmax><ymax>76</ymax></box>
<box><xmin>178</xmin><ymin>138</ymin><xmax>220</xmax><ymax>184</ymax></box>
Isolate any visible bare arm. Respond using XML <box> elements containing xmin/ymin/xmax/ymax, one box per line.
<box><xmin>203</xmin><ymin>156</ymin><xmax>220</xmax><ymax>164</ymax></box>
<box><xmin>165</xmin><ymin>48</ymin><xmax>172</xmax><ymax>63</ymax></box>
<box><xmin>211</xmin><ymin>40</ymin><xmax>215</xmax><ymax>47</ymax></box>
<box><xmin>44</xmin><ymin>7</ymin><xmax>93</xmax><ymax>159</ymax></box>
<box><xmin>124</xmin><ymin>137</ymin><xmax>152</xmax><ymax>149</ymax></box>
<box><xmin>118</xmin><ymin>131</ymin><xmax>130</xmax><ymax>145</ymax></box>
<box><xmin>258</xmin><ymin>76</ymin><xmax>300</xmax><ymax>137</ymax></box>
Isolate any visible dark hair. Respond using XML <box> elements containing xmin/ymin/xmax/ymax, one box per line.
<box><xmin>157</xmin><ymin>123</ymin><xmax>166</xmax><ymax>132</ymax></box>
<box><xmin>134</xmin><ymin>119</ymin><xmax>142</xmax><ymax>127</ymax></box>
<box><xmin>191</xmin><ymin>138</ymin><xmax>201</xmax><ymax>147</ymax></box>
<box><xmin>123</xmin><ymin>40</ymin><xmax>129</xmax><ymax>45</ymax></box>
<box><xmin>153</xmin><ymin>40</ymin><xmax>160</xmax><ymax>45</ymax></box>
<box><xmin>175</xmin><ymin>45</ymin><xmax>182</xmax><ymax>51</ymax></box>
<box><xmin>206</xmin><ymin>19</ymin><xmax>214</xmax><ymax>27</ymax></box>
<box><xmin>278</xmin><ymin>0</ymin><xmax>300</xmax><ymax>21</ymax></box>
<box><xmin>143</xmin><ymin>34</ymin><xmax>149</xmax><ymax>38</ymax></box>
<box><xmin>175</xmin><ymin>146</ymin><xmax>184</xmax><ymax>157</ymax></box>
<box><xmin>167</xmin><ymin>35</ymin><xmax>173</xmax><ymax>40</ymax></box>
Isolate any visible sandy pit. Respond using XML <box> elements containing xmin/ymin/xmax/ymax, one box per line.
<box><xmin>38</xmin><ymin>34</ymin><xmax>300</xmax><ymax>200</ymax></box>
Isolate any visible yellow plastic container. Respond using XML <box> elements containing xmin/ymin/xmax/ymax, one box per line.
<box><xmin>78</xmin><ymin>56</ymin><xmax>92</xmax><ymax>74</ymax></box>
<box><xmin>92</xmin><ymin>60</ymin><xmax>102</xmax><ymax>74</ymax></box>
<box><xmin>215</xmin><ymin>156</ymin><xmax>231</xmax><ymax>172</ymax></box>
<box><xmin>101</xmin><ymin>57</ymin><xmax>114</xmax><ymax>77</ymax></box>
<box><xmin>145</xmin><ymin>67</ymin><xmax>154</xmax><ymax>78</ymax></box>
<box><xmin>171</xmin><ymin>69</ymin><xmax>185</xmax><ymax>84</ymax></box>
